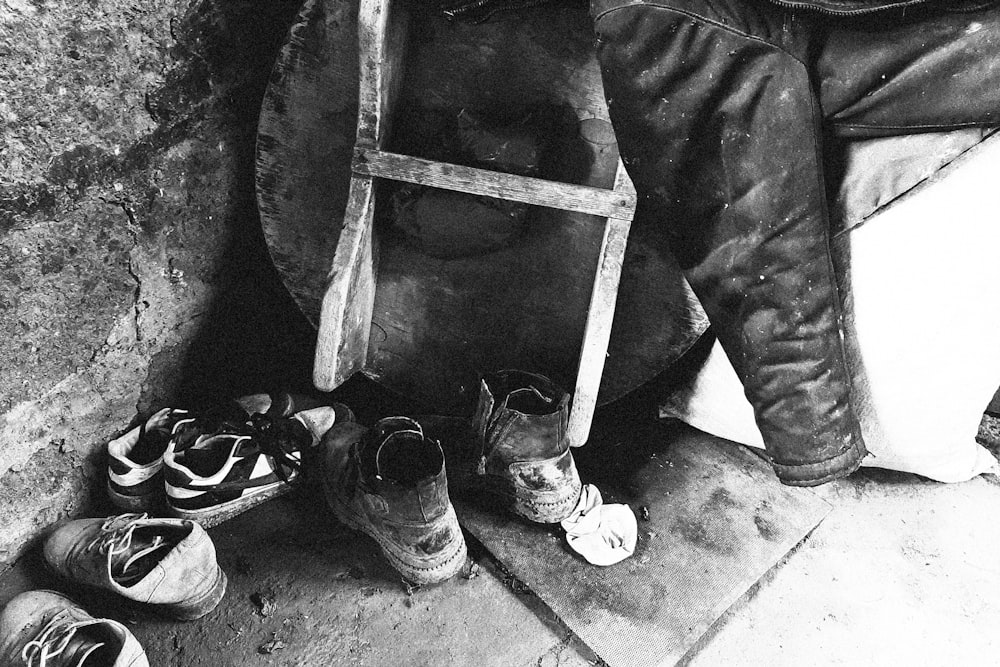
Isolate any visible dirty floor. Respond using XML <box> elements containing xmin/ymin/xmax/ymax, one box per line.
<box><xmin>2</xmin><ymin>411</ymin><xmax>999</xmax><ymax>667</ymax></box>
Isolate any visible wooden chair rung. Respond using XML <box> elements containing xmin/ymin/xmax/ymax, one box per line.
<box><xmin>353</xmin><ymin>148</ymin><xmax>636</xmax><ymax>220</ymax></box>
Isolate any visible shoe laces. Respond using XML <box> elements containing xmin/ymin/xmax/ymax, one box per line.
<box><xmin>84</xmin><ymin>513</ymin><xmax>166</xmax><ymax>579</ymax></box>
<box><xmin>249</xmin><ymin>413</ymin><xmax>304</xmax><ymax>483</ymax></box>
<box><xmin>169</xmin><ymin>409</ymin><xmax>253</xmax><ymax>451</ymax></box>
<box><xmin>21</xmin><ymin>616</ymin><xmax>105</xmax><ymax>667</ymax></box>
<box><xmin>140</xmin><ymin>408</ymin><xmax>190</xmax><ymax>440</ymax></box>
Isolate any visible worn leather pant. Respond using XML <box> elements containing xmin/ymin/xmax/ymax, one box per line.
<box><xmin>592</xmin><ymin>0</ymin><xmax>1000</xmax><ymax>484</ymax></box>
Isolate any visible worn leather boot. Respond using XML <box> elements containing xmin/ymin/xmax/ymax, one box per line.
<box><xmin>0</xmin><ymin>590</ymin><xmax>148</xmax><ymax>666</ymax></box>
<box><xmin>431</xmin><ymin>370</ymin><xmax>582</xmax><ymax>524</ymax></box>
<box><xmin>43</xmin><ymin>514</ymin><xmax>227</xmax><ymax>620</ymax></box>
<box><xmin>320</xmin><ymin>417</ymin><xmax>468</xmax><ymax>585</ymax></box>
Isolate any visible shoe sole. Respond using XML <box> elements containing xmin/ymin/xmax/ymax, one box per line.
<box><xmin>328</xmin><ymin>491</ymin><xmax>468</xmax><ymax>586</ymax></box>
<box><xmin>165</xmin><ymin>481</ymin><xmax>291</xmax><ymax>529</ymax></box>
<box><xmin>159</xmin><ymin>566</ymin><xmax>228</xmax><ymax>620</ymax></box>
<box><xmin>460</xmin><ymin>469</ymin><xmax>582</xmax><ymax>524</ymax></box>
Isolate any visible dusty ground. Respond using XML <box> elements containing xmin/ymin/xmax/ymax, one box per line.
<box><xmin>688</xmin><ymin>467</ymin><xmax>1000</xmax><ymax>667</ymax></box>
<box><xmin>2</xmin><ymin>409</ymin><xmax>999</xmax><ymax>666</ymax></box>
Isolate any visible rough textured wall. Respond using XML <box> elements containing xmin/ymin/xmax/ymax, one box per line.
<box><xmin>0</xmin><ymin>0</ymin><xmax>316</xmax><ymax>570</ymax></box>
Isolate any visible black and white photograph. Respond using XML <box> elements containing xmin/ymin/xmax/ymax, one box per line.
<box><xmin>2</xmin><ymin>0</ymin><xmax>999</xmax><ymax>663</ymax></box>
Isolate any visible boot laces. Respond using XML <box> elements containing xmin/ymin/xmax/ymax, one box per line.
<box><xmin>21</xmin><ymin>616</ymin><xmax>104</xmax><ymax>667</ymax></box>
<box><xmin>84</xmin><ymin>513</ymin><xmax>165</xmax><ymax>576</ymax></box>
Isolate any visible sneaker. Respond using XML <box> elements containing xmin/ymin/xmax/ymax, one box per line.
<box><xmin>163</xmin><ymin>403</ymin><xmax>346</xmax><ymax>527</ymax></box>
<box><xmin>43</xmin><ymin>514</ymin><xmax>227</xmax><ymax>621</ymax></box>
<box><xmin>163</xmin><ymin>393</ymin><xmax>355</xmax><ymax>456</ymax></box>
<box><xmin>107</xmin><ymin>408</ymin><xmax>192</xmax><ymax>512</ymax></box>
<box><xmin>107</xmin><ymin>393</ymin><xmax>355</xmax><ymax>513</ymax></box>
<box><xmin>319</xmin><ymin>417</ymin><xmax>468</xmax><ymax>585</ymax></box>
<box><xmin>0</xmin><ymin>590</ymin><xmax>148</xmax><ymax>666</ymax></box>
<box><xmin>425</xmin><ymin>370</ymin><xmax>582</xmax><ymax>523</ymax></box>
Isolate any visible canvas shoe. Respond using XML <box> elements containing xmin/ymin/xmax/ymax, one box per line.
<box><xmin>424</xmin><ymin>370</ymin><xmax>582</xmax><ymax>523</ymax></box>
<box><xmin>319</xmin><ymin>417</ymin><xmax>468</xmax><ymax>585</ymax></box>
<box><xmin>107</xmin><ymin>407</ymin><xmax>194</xmax><ymax>512</ymax></box>
<box><xmin>0</xmin><ymin>590</ymin><xmax>148</xmax><ymax>666</ymax></box>
<box><xmin>107</xmin><ymin>393</ymin><xmax>354</xmax><ymax>513</ymax></box>
<box><xmin>163</xmin><ymin>403</ymin><xmax>347</xmax><ymax>527</ymax></box>
<box><xmin>43</xmin><ymin>513</ymin><xmax>227</xmax><ymax>621</ymax></box>
<box><xmin>163</xmin><ymin>393</ymin><xmax>355</xmax><ymax>459</ymax></box>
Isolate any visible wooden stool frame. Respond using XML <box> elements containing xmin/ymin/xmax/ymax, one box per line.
<box><xmin>313</xmin><ymin>0</ymin><xmax>637</xmax><ymax>447</ymax></box>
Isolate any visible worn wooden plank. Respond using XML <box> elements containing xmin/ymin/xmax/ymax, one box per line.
<box><xmin>353</xmin><ymin>148</ymin><xmax>637</xmax><ymax>220</ymax></box>
<box><xmin>454</xmin><ymin>423</ymin><xmax>831</xmax><ymax>667</ymax></box>
<box><xmin>356</xmin><ymin>0</ymin><xmax>408</xmax><ymax>148</ymax></box>
<box><xmin>567</xmin><ymin>161</ymin><xmax>635</xmax><ymax>447</ymax></box>
<box><xmin>312</xmin><ymin>0</ymin><xmax>388</xmax><ymax>390</ymax></box>
<box><xmin>313</xmin><ymin>175</ymin><xmax>377</xmax><ymax>390</ymax></box>
<box><xmin>314</xmin><ymin>0</ymin><xmax>408</xmax><ymax>391</ymax></box>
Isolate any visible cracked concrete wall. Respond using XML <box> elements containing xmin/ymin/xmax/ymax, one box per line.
<box><xmin>0</xmin><ymin>0</ymin><xmax>315</xmax><ymax>570</ymax></box>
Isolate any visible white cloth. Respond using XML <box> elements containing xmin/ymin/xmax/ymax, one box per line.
<box><xmin>560</xmin><ymin>484</ymin><xmax>637</xmax><ymax>566</ymax></box>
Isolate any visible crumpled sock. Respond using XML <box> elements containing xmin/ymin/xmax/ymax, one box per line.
<box><xmin>560</xmin><ymin>483</ymin><xmax>637</xmax><ymax>566</ymax></box>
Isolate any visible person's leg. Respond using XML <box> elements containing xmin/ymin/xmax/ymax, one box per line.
<box><xmin>592</xmin><ymin>0</ymin><xmax>867</xmax><ymax>485</ymax></box>
<box><xmin>818</xmin><ymin>6</ymin><xmax>1000</xmax><ymax>138</ymax></box>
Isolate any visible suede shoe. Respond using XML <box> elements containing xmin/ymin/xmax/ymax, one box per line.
<box><xmin>427</xmin><ymin>370</ymin><xmax>582</xmax><ymax>523</ymax></box>
<box><xmin>0</xmin><ymin>590</ymin><xmax>147</xmax><ymax>666</ymax></box>
<box><xmin>43</xmin><ymin>514</ymin><xmax>227</xmax><ymax>621</ymax></box>
<box><xmin>320</xmin><ymin>417</ymin><xmax>468</xmax><ymax>585</ymax></box>
<box><xmin>163</xmin><ymin>400</ymin><xmax>350</xmax><ymax>527</ymax></box>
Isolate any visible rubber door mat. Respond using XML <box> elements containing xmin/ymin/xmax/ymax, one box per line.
<box><xmin>453</xmin><ymin>423</ymin><xmax>831</xmax><ymax>667</ymax></box>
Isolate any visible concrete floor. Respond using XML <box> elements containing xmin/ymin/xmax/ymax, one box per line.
<box><xmin>2</xmin><ymin>423</ymin><xmax>999</xmax><ymax>666</ymax></box>
<box><xmin>687</xmin><ymin>467</ymin><xmax>1000</xmax><ymax>667</ymax></box>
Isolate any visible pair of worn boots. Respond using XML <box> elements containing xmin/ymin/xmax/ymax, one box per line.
<box><xmin>1</xmin><ymin>513</ymin><xmax>226</xmax><ymax>666</ymax></box>
<box><xmin>320</xmin><ymin>370</ymin><xmax>583</xmax><ymax>585</ymax></box>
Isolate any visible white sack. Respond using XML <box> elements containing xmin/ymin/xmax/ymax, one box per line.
<box><xmin>662</xmin><ymin>138</ymin><xmax>1000</xmax><ymax>483</ymax></box>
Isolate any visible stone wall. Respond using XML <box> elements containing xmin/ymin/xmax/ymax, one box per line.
<box><xmin>0</xmin><ymin>0</ymin><xmax>318</xmax><ymax>570</ymax></box>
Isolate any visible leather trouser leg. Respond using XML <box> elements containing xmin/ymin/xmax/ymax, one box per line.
<box><xmin>593</xmin><ymin>0</ymin><xmax>1000</xmax><ymax>485</ymax></box>
<box><xmin>592</xmin><ymin>0</ymin><xmax>862</xmax><ymax>485</ymax></box>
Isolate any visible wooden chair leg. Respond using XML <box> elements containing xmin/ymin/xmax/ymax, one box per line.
<box><xmin>313</xmin><ymin>0</ymin><xmax>406</xmax><ymax>392</ymax></box>
<box><xmin>567</xmin><ymin>162</ymin><xmax>635</xmax><ymax>447</ymax></box>
<box><xmin>313</xmin><ymin>175</ymin><xmax>377</xmax><ymax>391</ymax></box>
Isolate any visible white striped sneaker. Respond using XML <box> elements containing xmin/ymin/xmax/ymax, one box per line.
<box><xmin>162</xmin><ymin>405</ymin><xmax>345</xmax><ymax>527</ymax></box>
<box><xmin>107</xmin><ymin>408</ymin><xmax>193</xmax><ymax>512</ymax></box>
<box><xmin>107</xmin><ymin>394</ymin><xmax>351</xmax><ymax>513</ymax></box>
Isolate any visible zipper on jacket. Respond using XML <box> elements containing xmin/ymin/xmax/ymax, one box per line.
<box><xmin>441</xmin><ymin>0</ymin><xmax>563</xmax><ymax>22</ymax></box>
<box><xmin>760</xmin><ymin>0</ymin><xmax>930</xmax><ymax>15</ymax></box>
